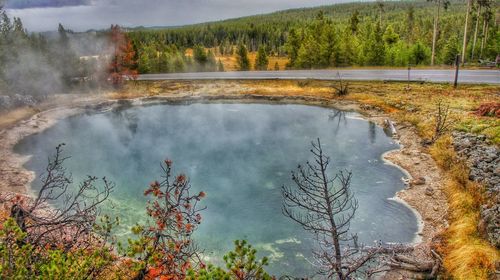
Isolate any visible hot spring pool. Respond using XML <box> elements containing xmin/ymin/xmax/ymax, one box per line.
<box><xmin>15</xmin><ymin>103</ymin><xmax>419</xmax><ymax>277</ymax></box>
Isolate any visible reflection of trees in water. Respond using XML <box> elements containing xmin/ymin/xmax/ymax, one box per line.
<box><xmin>328</xmin><ymin>110</ymin><xmax>347</xmax><ymax>134</ymax></box>
<box><xmin>109</xmin><ymin>109</ymin><xmax>139</xmax><ymax>145</ymax></box>
<box><xmin>369</xmin><ymin>122</ymin><xmax>376</xmax><ymax>144</ymax></box>
<box><xmin>124</xmin><ymin>111</ymin><xmax>139</xmax><ymax>134</ymax></box>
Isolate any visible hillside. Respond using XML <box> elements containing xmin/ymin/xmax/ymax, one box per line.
<box><xmin>127</xmin><ymin>0</ymin><xmax>499</xmax><ymax>72</ymax></box>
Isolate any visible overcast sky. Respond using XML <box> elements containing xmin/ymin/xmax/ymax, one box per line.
<box><xmin>4</xmin><ymin>0</ymin><xmax>360</xmax><ymax>32</ymax></box>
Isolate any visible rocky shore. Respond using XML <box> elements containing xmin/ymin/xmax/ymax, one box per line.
<box><xmin>452</xmin><ymin>131</ymin><xmax>499</xmax><ymax>248</ymax></box>
<box><xmin>0</xmin><ymin>94</ymin><xmax>37</xmax><ymax>110</ymax></box>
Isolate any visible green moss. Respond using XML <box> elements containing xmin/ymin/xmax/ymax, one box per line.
<box><xmin>456</xmin><ymin>119</ymin><xmax>500</xmax><ymax>145</ymax></box>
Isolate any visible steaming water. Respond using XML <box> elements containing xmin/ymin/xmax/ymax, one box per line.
<box><xmin>15</xmin><ymin>103</ymin><xmax>418</xmax><ymax>277</ymax></box>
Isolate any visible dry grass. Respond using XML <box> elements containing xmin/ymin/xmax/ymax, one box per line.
<box><xmin>185</xmin><ymin>47</ymin><xmax>289</xmax><ymax>71</ymax></box>
<box><xmin>343</xmin><ymin>82</ymin><xmax>500</xmax><ymax>144</ymax></box>
<box><xmin>0</xmin><ymin>106</ymin><xmax>39</xmax><ymax>131</ymax></box>
<box><xmin>430</xmin><ymin>137</ymin><xmax>499</xmax><ymax>280</ymax></box>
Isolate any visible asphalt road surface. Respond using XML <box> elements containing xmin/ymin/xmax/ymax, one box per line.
<box><xmin>139</xmin><ymin>69</ymin><xmax>500</xmax><ymax>84</ymax></box>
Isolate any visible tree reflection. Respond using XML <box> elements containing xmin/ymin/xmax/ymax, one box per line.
<box><xmin>369</xmin><ymin>122</ymin><xmax>376</xmax><ymax>144</ymax></box>
<box><xmin>329</xmin><ymin>110</ymin><xmax>347</xmax><ymax>134</ymax></box>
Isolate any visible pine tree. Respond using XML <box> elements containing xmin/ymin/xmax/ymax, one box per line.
<box><xmin>193</xmin><ymin>44</ymin><xmax>207</xmax><ymax>71</ymax></box>
<box><xmin>255</xmin><ymin>45</ymin><xmax>269</xmax><ymax>70</ymax></box>
<box><xmin>349</xmin><ymin>10</ymin><xmax>360</xmax><ymax>34</ymax></box>
<box><xmin>206</xmin><ymin>49</ymin><xmax>217</xmax><ymax>71</ymax></box>
<box><xmin>285</xmin><ymin>28</ymin><xmax>301</xmax><ymax>67</ymax></box>
<box><xmin>158</xmin><ymin>52</ymin><xmax>171</xmax><ymax>73</ymax></box>
<box><xmin>377</xmin><ymin>0</ymin><xmax>385</xmax><ymax>26</ymax></box>
<box><xmin>172</xmin><ymin>54</ymin><xmax>186</xmax><ymax>72</ymax></box>
<box><xmin>411</xmin><ymin>41</ymin><xmax>430</xmax><ymax>65</ymax></box>
<box><xmin>339</xmin><ymin>28</ymin><xmax>357</xmax><ymax>66</ymax></box>
<box><xmin>295</xmin><ymin>36</ymin><xmax>320</xmax><ymax>69</ymax></box>
<box><xmin>56</xmin><ymin>23</ymin><xmax>80</xmax><ymax>86</ymax></box>
<box><xmin>236</xmin><ymin>43</ymin><xmax>250</xmax><ymax>71</ymax></box>
<box><xmin>405</xmin><ymin>6</ymin><xmax>415</xmax><ymax>43</ymax></box>
<box><xmin>441</xmin><ymin>34</ymin><xmax>460</xmax><ymax>65</ymax></box>
<box><xmin>320</xmin><ymin>24</ymin><xmax>340</xmax><ymax>67</ymax></box>
<box><xmin>364</xmin><ymin>22</ymin><xmax>386</xmax><ymax>65</ymax></box>
<box><xmin>383</xmin><ymin>24</ymin><xmax>399</xmax><ymax>45</ymax></box>
<box><xmin>138</xmin><ymin>50</ymin><xmax>152</xmax><ymax>73</ymax></box>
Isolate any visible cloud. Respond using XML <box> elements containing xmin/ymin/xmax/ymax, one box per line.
<box><xmin>5</xmin><ymin>0</ymin><xmax>351</xmax><ymax>32</ymax></box>
<box><xmin>5</xmin><ymin>0</ymin><xmax>91</xmax><ymax>9</ymax></box>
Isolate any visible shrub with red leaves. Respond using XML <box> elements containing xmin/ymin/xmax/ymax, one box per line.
<box><xmin>474</xmin><ymin>102</ymin><xmax>500</xmax><ymax>117</ymax></box>
<box><xmin>108</xmin><ymin>25</ymin><xmax>138</xmax><ymax>88</ymax></box>
<box><xmin>126</xmin><ymin>159</ymin><xmax>206</xmax><ymax>280</ymax></box>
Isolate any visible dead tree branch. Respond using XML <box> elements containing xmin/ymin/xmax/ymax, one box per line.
<box><xmin>6</xmin><ymin>143</ymin><xmax>114</xmax><ymax>252</ymax></box>
<box><xmin>281</xmin><ymin>139</ymin><xmax>438</xmax><ymax>279</ymax></box>
<box><xmin>332</xmin><ymin>72</ymin><xmax>349</xmax><ymax>97</ymax></box>
<box><xmin>431</xmin><ymin>99</ymin><xmax>453</xmax><ymax>144</ymax></box>
<box><xmin>282</xmin><ymin>138</ymin><xmax>373</xmax><ymax>279</ymax></box>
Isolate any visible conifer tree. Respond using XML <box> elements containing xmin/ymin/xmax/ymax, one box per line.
<box><xmin>206</xmin><ymin>49</ymin><xmax>217</xmax><ymax>71</ymax></box>
<box><xmin>236</xmin><ymin>43</ymin><xmax>250</xmax><ymax>71</ymax></box>
<box><xmin>349</xmin><ymin>10</ymin><xmax>360</xmax><ymax>34</ymax></box>
<box><xmin>193</xmin><ymin>44</ymin><xmax>207</xmax><ymax>71</ymax></box>
<box><xmin>255</xmin><ymin>45</ymin><xmax>269</xmax><ymax>70</ymax></box>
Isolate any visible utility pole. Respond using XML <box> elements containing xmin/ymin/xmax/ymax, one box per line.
<box><xmin>454</xmin><ymin>54</ymin><xmax>460</xmax><ymax>88</ymax></box>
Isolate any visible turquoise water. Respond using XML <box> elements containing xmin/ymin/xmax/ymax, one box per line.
<box><xmin>15</xmin><ymin>103</ymin><xmax>418</xmax><ymax>277</ymax></box>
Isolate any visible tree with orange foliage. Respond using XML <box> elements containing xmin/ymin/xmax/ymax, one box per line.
<box><xmin>127</xmin><ymin>159</ymin><xmax>206</xmax><ymax>280</ymax></box>
<box><xmin>108</xmin><ymin>24</ymin><xmax>138</xmax><ymax>87</ymax></box>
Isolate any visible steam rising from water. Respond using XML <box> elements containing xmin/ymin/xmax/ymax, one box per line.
<box><xmin>16</xmin><ymin>103</ymin><xmax>419</xmax><ymax>276</ymax></box>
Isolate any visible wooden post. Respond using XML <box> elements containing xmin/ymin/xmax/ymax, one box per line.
<box><xmin>454</xmin><ymin>54</ymin><xmax>460</xmax><ymax>88</ymax></box>
<box><xmin>408</xmin><ymin>64</ymin><xmax>411</xmax><ymax>88</ymax></box>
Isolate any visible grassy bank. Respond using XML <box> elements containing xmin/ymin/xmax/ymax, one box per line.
<box><xmin>430</xmin><ymin>137</ymin><xmax>498</xmax><ymax>279</ymax></box>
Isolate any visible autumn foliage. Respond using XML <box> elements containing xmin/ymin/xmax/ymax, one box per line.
<box><xmin>108</xmin><ymin>24</ymin><xmax>138</xmax><ymax>87</ymax></box>
<box><xmin>474</xmin><ymin>102</ymin><xmax>500</xmax><ymax>118</ymax></box>
<box><xmin>126</xmin><ymin>159</ymin><xmax>206</xmax><ymax>280</ymax></box>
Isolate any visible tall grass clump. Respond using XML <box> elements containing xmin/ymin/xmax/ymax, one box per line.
<box><xmin>430</xmin><ymin>136</ymin><xmax>499</xmax><ymax>279</ymax></box>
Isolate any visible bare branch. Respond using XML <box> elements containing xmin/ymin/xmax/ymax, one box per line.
<box><xmin>282</xmin><ymin>138</ymin><xmax>370</xmax><ymax>279</ymax></box>
<box><xmin>430</xmin><ymin>99</ymin><xmax>454</xmax><ymax>144</ymax></box>
<box><xmin>7</xmin><ymin>144</ymin><xmax>114</xmax><ymax>252</ymax></box>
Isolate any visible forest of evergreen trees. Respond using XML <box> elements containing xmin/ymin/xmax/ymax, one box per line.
<box><xmin>0</xmin><ymin>0</ymin><xmax>498</xmax><ymax>95</ymax></box>
<box><xmin>0</xmin><ymin>17</ymin><xmax>83</xmax><ymax>98</ymax></box>
<box><xmin>129</xmin><ymin>0</ymin><xmax>498</xmax><ymax>72</ymax></box>
<box><xmin>0</xmin><ymin>6</ymin><xmax>107</xmax><ymax>99</ymax></box>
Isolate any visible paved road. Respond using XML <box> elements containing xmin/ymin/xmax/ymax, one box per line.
<box><xmin>139</xmin><ymin>69</ymin><xmax>500</xmax><ymax>84</ymax></box>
